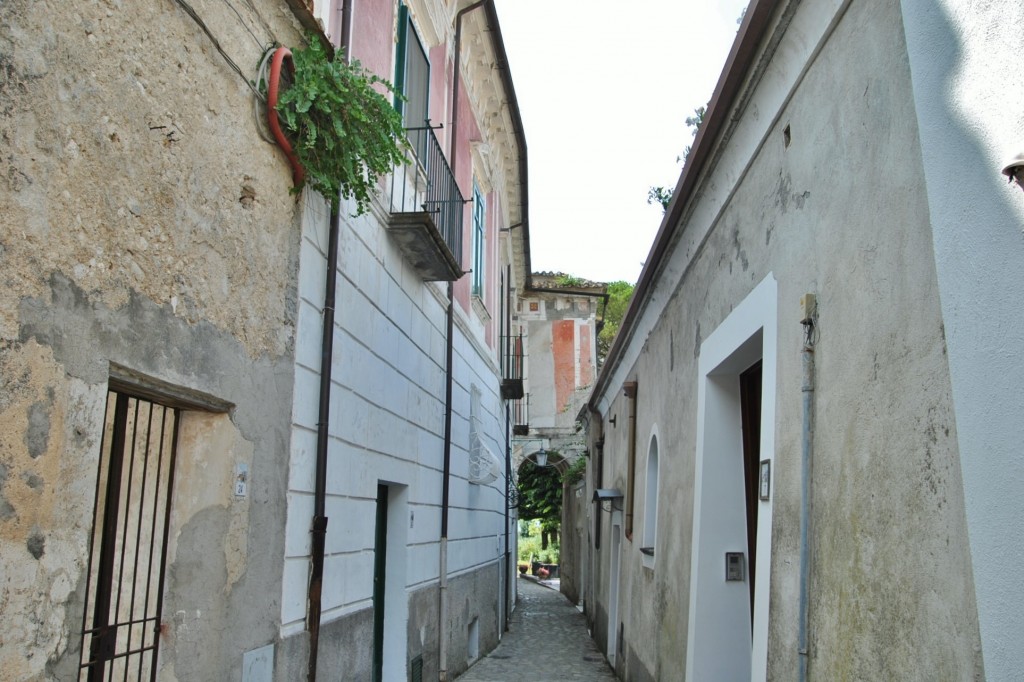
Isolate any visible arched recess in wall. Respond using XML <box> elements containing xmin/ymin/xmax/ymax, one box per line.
<box><xmin>641</xmin><ymin>428</ymin><xmax>659</xmax><ymax>569</ymax></box>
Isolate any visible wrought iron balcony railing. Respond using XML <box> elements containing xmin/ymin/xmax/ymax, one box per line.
<box><xmin>387</xmin><ymin>125</ymin><xmax>465</xmax><ymax>281</ymax></box>
<box><xmin>500</xmin><ymin>332</ymin><xmax>525</xmax><ymax>400</ymax></box>
<box><xmin>511</xmin><ymin>394</ymin><xmax>529</xmax><ymax>435</ymax></box>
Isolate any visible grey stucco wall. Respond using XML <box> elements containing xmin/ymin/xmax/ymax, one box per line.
<box><xmin>560</xmin><ymin>479</ymin><xmax>587</xmax><ymax>606</ymax></box>
<box><xmin>588</xmin><ymin>0</ymin><xmax>982</xmax><ymax>680</ymax></box>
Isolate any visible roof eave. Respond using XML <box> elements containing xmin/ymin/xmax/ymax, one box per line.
<box><xmin>588</xmin><ymin>0</ymin><xmax>781</xmax><ymax>414</ymax></box>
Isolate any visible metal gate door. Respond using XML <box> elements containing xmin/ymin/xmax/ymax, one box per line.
<box><xmin>80</xmin><ymin>391</ymin><xmax>180</xmax><ymax>681</ymax></box>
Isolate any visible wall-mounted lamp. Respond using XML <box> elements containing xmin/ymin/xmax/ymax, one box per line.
<box><xmin>530</xmin><ymin>450</ymin><xmax>549</xmax><ymax>467</ymax></box>
<box><xmin>1002</xmin><ymin>152</ymin><xmax>1024</xmax><ymax>192</ymax></box>
<box><xmin>593</xmin><ymin>488</ymin><xmax>624</xmax><ymax>511</ymax></box>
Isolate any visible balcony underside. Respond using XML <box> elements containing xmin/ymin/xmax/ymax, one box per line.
<box><xmin>500</xmin><ymin>378</ymin><xmax>524</xmax><ymax>400</ymax></box>
<box><xmin>388</xmin><ymin>211</ymin><xmax>464</xmax><ymax>282</ymax></box>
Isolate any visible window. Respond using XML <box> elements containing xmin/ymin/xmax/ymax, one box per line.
<box><xmin>472</xmin><ymin>181</ymin><xmax>485</xmax><ymax>298</ymax></box>
<box><xmin>641</xmin><ymin>434</ymin><xmax>659</xmax><ymax>567</ymax></box>
<box><xmin>80</xmin><ymin>391</ymin><xmax>180</xmax><ymax>680</ymax></box>
<box><xmin>394</xmin><ymin>3</ymin><xmax>430</xmax><ymax>161</ymax></box>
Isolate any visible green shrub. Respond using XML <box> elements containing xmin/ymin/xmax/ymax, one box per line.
<box><xmin>273</xmin><ymin>35</ymin><xmax>409</xmax><ymax>213</ymax></box>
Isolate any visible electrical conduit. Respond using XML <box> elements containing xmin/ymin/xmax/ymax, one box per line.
<box><xmin>798</xmin><ymin>301</ymin><xmax>816</xmax><ymax>681</ymax></box>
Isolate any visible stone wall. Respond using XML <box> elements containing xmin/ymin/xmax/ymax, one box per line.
<box><xmin>0</xmin><ymin>0</ymin><xmax>305</xmax><ymax>678</ymax></box>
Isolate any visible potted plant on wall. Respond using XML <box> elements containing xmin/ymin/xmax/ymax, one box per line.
<box><xmin>263</xmin><ymin>34</ymin><xmax>409</xmax><ymax>214</ymax></box>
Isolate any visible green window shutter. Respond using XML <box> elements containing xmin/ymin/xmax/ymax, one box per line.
<box><xmin>394</xmin><ymin>4</ymin><xmax>430</xmax><ymax>159</ymax></box>
<box><xmin>394</xmin><ymin>3</ymin><xmax>409</xmax><ymax>114</ymax></box>
<box><xmin>473</xmin><ymin>182</ymin><xmax>485</xmax><ymax>297</ymax></box>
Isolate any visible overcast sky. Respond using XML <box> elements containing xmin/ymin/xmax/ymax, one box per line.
<box><xmin>494</xmin><ymin>0</ymin><xmax>749</xmax><ymax>284</ymax></box>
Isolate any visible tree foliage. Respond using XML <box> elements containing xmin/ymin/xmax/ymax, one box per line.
<box><xmin>647</xmin><ymin>105</ymin><xmax>707</xmax><ymax>212</ymax></box>
<box><xmin>274</xmin><ymin>35</ymin><xmax>410</xmax><ymax>213</ymax></box>
<box><xmin>598</xmin><ymin>280</ymin><xmax>636</xmax><ymax>364</ymax></box>
<box><xmin>516</xmin><ymin>460</ymin><xmax>562</xmax><ymax>525</ymax></box>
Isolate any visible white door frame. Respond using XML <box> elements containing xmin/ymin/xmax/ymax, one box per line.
<box><xmin>686</xmin><ymin>275</ymin><xmax>777</xmax><ymax>682</ymax></box>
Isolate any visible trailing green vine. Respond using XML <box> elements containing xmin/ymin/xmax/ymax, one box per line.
<box><xmin>561</xmin><ymin>456</ymin><xmax>587</xmax><ymax>485</ymax></box>
<box><xmin>273</xmin><ymin>35</ymin><xmax>409</xmax><ymax>214</ymax></box>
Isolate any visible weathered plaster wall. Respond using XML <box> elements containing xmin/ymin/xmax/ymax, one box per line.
<box><xmin>900</xmin><ymin>1</ymin><xmax>1024</xmax><ymax>677</ymax></box>
<box><xmin>559</xmin><ymin>479</ymin><xmax>587</xmax><ymax>606</ymax></box>
<box><xmin>1</xmin><ymin>0</ymin><xmax>304</xmax><ymax>678</ymax></box>
<box><xmin>521</xmin><ymin>294</ymin><xmax>600</xmax><ymax>435</ymax></box>
<box><xmin>589</xmin><ymin>0</ymin><xmax>982</xmax><ymax>680</ymax></box>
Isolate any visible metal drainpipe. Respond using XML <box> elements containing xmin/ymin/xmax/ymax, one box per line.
<box><xmin>439</xmin><ymin>281</ymin><xmax>454</xmax><ymax>682</ymax></box>
<box><xmin>798</xmin><ymin>302</ymin><xmax>816</xmax><ymax>682</ymax></box>
<box><xmin>306</xmin><ymin>12</ymin><xmax>351</xmax><ymax>681</ymax></box>
<box><xmin>502</xmin><ymin>265</ymin><xmax>512</xmax><ymax>632</ymax></box>
<box><xmin>439</xmin><ymin>4</ymin><xmax>487</xmax><ymax>681</ymax></box>
<box><xmin>504</xmin><ymin>400</ymin><xmax>511</xmax><ymax>629</ymax></box>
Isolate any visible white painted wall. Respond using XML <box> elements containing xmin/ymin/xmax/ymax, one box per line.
<box><xmin>900</xmin><ymin>2</ymin><xmax>1024</xmax><ymax>677</ymax></box>
<box><xmin>280</xmin><ymin>193</ymin><xmax>508</xmax><ymax>636</ymax></box>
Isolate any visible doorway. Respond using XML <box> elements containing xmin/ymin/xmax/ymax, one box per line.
<box><xmin>686</xmin><ymin>275</ymin><xmax>777</xmax><ymax>682</ymax></box>
<box><xmin>80</xmin><ymin>391</ymin><xmax>180</xmax><ymax>681</ymax></box>
<box><xmin>739</xmin><ymin>360</ymin><xmax>762</xmax><ymax>621</ymax></box>
<box><xmin>372</xmin><ymin>484</ymin><xmax>388</xmax><ymax>682</ymax></box>
<box><xmin>372</xmin><ymin>483</ymin><xmax>409</xmax><ymax>682</ymax></box>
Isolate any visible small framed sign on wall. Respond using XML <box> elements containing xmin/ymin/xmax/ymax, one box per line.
<box><xmin>759</xmin><ymin>459</ymin><xmax>771</xmax><ymax>501</ymax></box>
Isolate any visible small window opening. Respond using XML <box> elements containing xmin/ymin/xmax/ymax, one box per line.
<box><xmin>641</xmin><ymin>435</ymin><xmax>659</xmax><ymax>567</ymax></box>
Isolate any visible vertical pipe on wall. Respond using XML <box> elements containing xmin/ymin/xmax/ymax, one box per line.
<box><xmin>307</xmin><ymin>197</ymin><xmax>340</xmax><ymax>682</ymax></box>
<box><xmin>798</xmin><ymin>305</ymin><xmax>816</xmax><ymax>682</ymax></box>
<box><xmin>504</xmin><ymin>401</ymin><xmax>511</xmax><ymax>630</ymax></box>
<box><xmin>439</xmin><ymin>281</ymin><xmax>454</xmax><ymax>682</ymax></box>
<box><xmin>439</xmin><ymin>3</ymin><xmax>487</xmax><ymax>680</ymax></box>
<box><xmin>306</xmin><ymin>11</ymin><xmax>351</xmax><ymax>681</ymax></box>
<box><xmin>502</xmin><ymin>266</ymin><xmax>512</xmax><ymax>632</ymax></box>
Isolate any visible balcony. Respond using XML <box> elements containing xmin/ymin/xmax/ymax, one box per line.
<box><xmin>500</xmin><ymin>332</ymin><xmax>525</xmax><ymax>400</ymax></box>
<box><xmin>387</xmin><ymin>125</ymin><xmax>465</xmax><ymax>281</ymax></box>
<box><xmin>511</xmin><ymin>394</ymin><xmax>529</xmax><ymax>435</ymax></box>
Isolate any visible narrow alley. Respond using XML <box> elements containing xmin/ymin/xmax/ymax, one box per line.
<box><xmin>456</xmin><ymin>577</ymin><xmax>616</xmax><ymax>681</ymax></box>
<box><xmin>4</xmin><ymin>1</ymin><xmax>1022</xmax><ymax>679</ymax></box>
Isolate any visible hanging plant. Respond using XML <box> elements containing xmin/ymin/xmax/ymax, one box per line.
<box><xmin>266</xmin><ymin>35</ymin><xmax>409</xmax><ymax>214</ymax></box>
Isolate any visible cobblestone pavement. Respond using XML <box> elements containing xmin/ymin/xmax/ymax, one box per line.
<box><xmin>455</xmin><ymin>576</ymin><xmax>617</xmax><ymax>681</ymax></box>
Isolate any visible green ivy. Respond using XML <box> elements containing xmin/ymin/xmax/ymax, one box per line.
<box><xmin>273</xmin><ymin>36</ymin><xmax>409</xmax><ymax>214</ymax></box>
<box><xmin>561</xmin><ymin>456</ymin><xmax>586</xmax><ymax>485</ymax></box>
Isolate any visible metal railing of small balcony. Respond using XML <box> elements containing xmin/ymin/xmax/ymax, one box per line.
<box><xmin>511</xmin><ymin>395</ymin><xmax>529</xmax><ymax>434</ymax></box>
<box><xmin>501</xmin><ymin>332</ymin><xmax>525</xmax><ymax>382</ymax></box>
<box><xmin>389</xmin><ymin>124</ymin><xmax>464</xmax><ymax>264</ymax></box>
